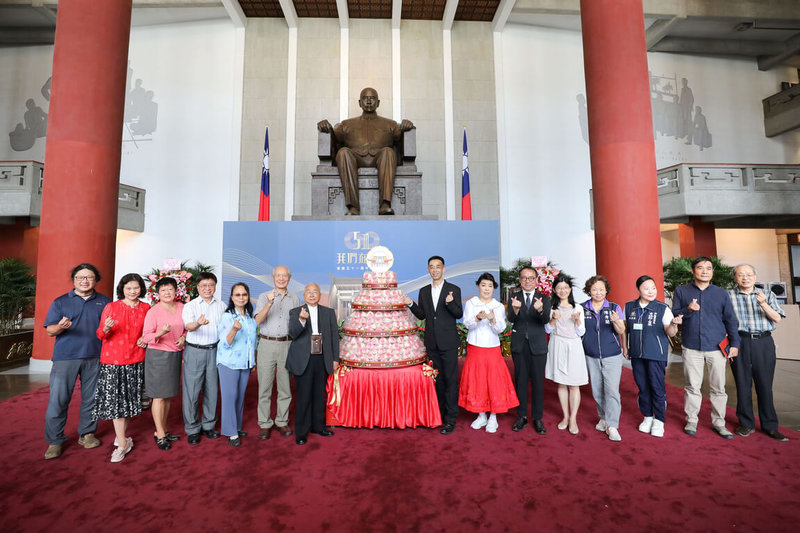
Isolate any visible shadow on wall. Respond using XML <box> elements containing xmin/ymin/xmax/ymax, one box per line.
<box><xmin>576</xmin><ymin>74</ymin><xmax>712</xmax><ymax>151</ymax></box>
<box><xmin>8</xmin><ymin>78</ymin><xmax>50</xmax><ymax>152</ymax></box>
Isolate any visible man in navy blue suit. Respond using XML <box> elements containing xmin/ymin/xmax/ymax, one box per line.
<box><xmin>407</xmin><ymin>256</ymin><xmax>463</xmax><ymax>434</ymax></box>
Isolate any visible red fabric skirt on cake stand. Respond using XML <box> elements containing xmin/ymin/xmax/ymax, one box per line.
<box><xmin>326</xmin><ymin>364</ymin><xmax>442</xmax><ymax>429</ymax></box>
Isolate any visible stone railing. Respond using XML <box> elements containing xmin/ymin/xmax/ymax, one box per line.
<box><xmin>0</xmin><ymin>160</ymin><xmax>145</xmax><ymax>231</ymax></box>
<box><xmin>656</xmin><ymin>163</ymin><xmax>800</xmax><ymax>227</ymax></box>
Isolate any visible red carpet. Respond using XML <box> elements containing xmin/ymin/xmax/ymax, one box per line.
<box><xmin>0</xmin><ymin>367</ymin><xmax>797</xmax><ymax>532</ymax></box>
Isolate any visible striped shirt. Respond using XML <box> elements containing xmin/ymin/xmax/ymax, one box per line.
<box><xmin>728</xmin><ymin>288</ymin><xmax>785</xmax><ymax>334</ymax></box>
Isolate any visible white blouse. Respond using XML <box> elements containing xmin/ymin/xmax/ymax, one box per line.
<box><xmin>463</xmin><ymin>297</ymin><xmax>506</xmax><ymax>348</ymax></box>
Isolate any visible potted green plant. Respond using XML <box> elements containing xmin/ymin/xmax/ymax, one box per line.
<box><xmin>0</xmin><ymin>257</ymin><xmax>36</xmax><ymax>369</ymax></box>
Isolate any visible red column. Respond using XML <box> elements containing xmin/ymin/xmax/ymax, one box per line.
<box><xmin>678</xmin><ymin>217</ymin><xmax>717</xmax><ymax>257</ymax></box>
<box><xmin>32</xmin><ymin>0</ymin><xmax>132</xmax><ymax>362</ymax></box>
<box><xmin>581</xmin><ymin>0</ymin><xmax>664</xmax><ymax>302</ymax></box>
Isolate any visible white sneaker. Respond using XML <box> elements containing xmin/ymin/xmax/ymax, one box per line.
<box><xmin>595</xmin><ymin>419</ymin><xmax>607</xmax><ymax>432</ymax></box>
<box><xmin>110</xmin><ymin>437</ymin><xmax>133</xmax><ymax>463</ymax></box>
<box><xmin>638</xmin><ymin>416</ymin><xmax>654</xmax><ymax>433</ymax></box>
<box><xmin>471</xmin><ymin>413</ymin><xmax>488</xmax><ymax>430</ymax></box>
<box><xmin>606</xmin><ymin>427</ymin><xmax>622</xmax><ymax>442</ymax></box>
<box><xmin>486</xmin><ymin>417</ymin><xmax>498</xmax><ymax>434</ymax></box>
<box><xmin>650</xmin><ymin>419</ymin><xmax>665</xmax><ymax>438</ymax></box>
<box><xmin>113</xmin><ymin>436</ymin><xmax>133</xmax><ymax>448</ymax></box>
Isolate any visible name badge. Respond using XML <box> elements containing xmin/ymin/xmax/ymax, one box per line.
<box><xmin>633</xmin><ymin>323</ymin><xmax>643</xmax><ymax>330</ymax></box>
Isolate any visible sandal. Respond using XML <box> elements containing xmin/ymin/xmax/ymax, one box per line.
<box><xmin>156</xmin><ymin>437</ymin><xmax>172</xmax><ymax>450</ymax></box>
<box><xmin>153</xmin><ymin>432</ymin><xmax>180</xmax><ymax>443</ymax></box>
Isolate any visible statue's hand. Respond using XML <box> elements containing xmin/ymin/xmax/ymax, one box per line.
<box><xmin>317</xmin><ymin>120</ymin><xmax>333</xmax><ymax>133</ymax></box>
<box><xmin>400</xmin><ymin>119</ymin><xmax>414</xmax><ymax>132</ymax></box>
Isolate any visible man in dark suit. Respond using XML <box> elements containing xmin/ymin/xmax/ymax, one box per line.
<box><xmin>507</xmin><ymin>266</ymin><xmax>552</xmax><ymax>434</ymax></box>
<box><xmin>406</xmin><ymin>256</ymin><xmax>463</xmax><ymax>434</ymax></box>
<box><xmin>286</xmin><ymin>283</ymin><xmax>340</xmax><ymax>445</ymax></box>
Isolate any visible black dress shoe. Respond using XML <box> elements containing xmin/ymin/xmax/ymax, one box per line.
<box><xmin>202</xmin><ymin>429</ymin><xmax>220</xmax><ymax>439</ymax></box>
<box><xmin>533</xmin><ymin>419</ymin><xmax>546</xmax><ymax>435</ymax></box>
<box><xmin>512</xmin><ymin>417</ymin><xmax>528</xmax><ymax>432</ymax></box>
<box><xmin>296</xmin><ymin>436</ymin><xmax>307</xmax><ymax>445</ymax></box>
<box><xmin>312</xmin><ymin>428</ymin><xmax>334</xmax><ymax>437</ymax></box>
<box><xmin>440</xmin><ymin>423</ymin><xmax>455</xmax><ymax>435</ymax></box>
<box><xmin>237</xmin><ymin>430</ymin><xmax>248</xmax><ymax>438</ymax></box>
<box><xmin>187</xmin><ymin>433</ymin><xmax>202</xmax><ymax>445</ymax></box>
<box><xmin>228</xmin><ymin>437</ymin><xmax>241</xmax><ymax>447</ymax></box>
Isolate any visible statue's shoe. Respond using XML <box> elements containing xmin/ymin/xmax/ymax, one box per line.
<box><xmin>345</xmin><ymin>207</ymin><xmax>360</xmax><ymax>216</ymax></box>
<box><xmin>378</xmin><ymin>205</ymin><xmax>394</xmax><ymax>215</ymax></box>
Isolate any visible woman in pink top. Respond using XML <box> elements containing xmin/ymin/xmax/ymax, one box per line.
<box><xmin>142</xmin><ymin>277</ymin><xmax>186</xmax><ymax>450</ymax></box>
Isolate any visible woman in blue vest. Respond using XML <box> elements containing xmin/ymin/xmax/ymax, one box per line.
<box><xmin>581</xmin><ymin>275</ymin><xmax>626</xmax><ymax>442</ymax></box>
<box><xmin>623</xmin><ymin>275</ymin><xmax>681</xmax><ymax>438</ymax></box>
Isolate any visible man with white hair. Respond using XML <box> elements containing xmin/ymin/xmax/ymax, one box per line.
<box><xmin>254</xmin><ymin>266</ymin><xmax>301</xmax><ymax>440</ymax></box>
<box><xmin>728</xmin><ymin>264</ymin><xmax>788</xmax><ymax>442</ymax></box>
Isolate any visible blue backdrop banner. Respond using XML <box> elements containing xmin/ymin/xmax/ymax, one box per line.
<box><xmin>221</xmin><ymin>220</ymin><xmax>499</xmax><ymax>320</ymax></box>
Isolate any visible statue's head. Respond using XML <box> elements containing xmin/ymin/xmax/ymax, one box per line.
<box><xmin>358</xmin><ymin>87</ymin><xmax>380</xmax><ymax>113</ymax></box>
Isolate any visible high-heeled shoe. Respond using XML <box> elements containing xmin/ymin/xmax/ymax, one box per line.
<box><xmin>557</xmin><ymin>420</ymin><xmax>568</xmax><ymax>430</ymax></box>
<box><xmin>568</xmin><ymin>425</ymin><xmax>579</xmax><ymax>435</ymax></box>
<box><xmin>155</xmin><ymin>437</ymin><xmax>172</xmax><ymax>450</ymax></box>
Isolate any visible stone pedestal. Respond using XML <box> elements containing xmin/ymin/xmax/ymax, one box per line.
<box><xmin>310</xmin><ymin>165</ymin><xmax>423</xmax><ymax>216</ymax></box>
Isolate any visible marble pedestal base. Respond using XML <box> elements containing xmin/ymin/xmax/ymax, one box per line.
<box><xmin>310</xmin><ymin>165</ymin><xmax>423</xmax><ymax>217</ymax></box>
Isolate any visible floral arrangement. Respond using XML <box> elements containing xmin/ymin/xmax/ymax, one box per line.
<box><xmin>145</xmin><ymin>261</ymin><xmax>215</xmax><ymax>303</ymax></box>
<box><xmin>534</xmin><ymin>265</ymin><xmax>561</xmax><ymax>296</ymax></box>
<box><xmin>499</xmin><ymin>258</ymin><xmax>567</xmax><ymax>300</ymax></box>
<box><xmin>147</xmin><ymin>269</ymin><xmax>193</xmax><ymax>303</ymax></box>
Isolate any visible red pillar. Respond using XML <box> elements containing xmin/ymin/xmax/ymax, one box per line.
<box><xmin>32</xmin><ymin>0</ymin><xmax>132</xmax><ymax>362</ymax></box>
<box><xmin>581</xmin><ymin>0</ymin><xmax>664</xmax><ymax>302</ymax></box>
<box><xmin>678</xmin><ymin>217</ymin><xmax>717</xmax><ymax>258</ymax></box>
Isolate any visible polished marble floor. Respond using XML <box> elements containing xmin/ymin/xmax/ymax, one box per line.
<box><xmin>2</xmin><ymin>358</ymin><xmax>798</xmax><ymax>432</ymax></box>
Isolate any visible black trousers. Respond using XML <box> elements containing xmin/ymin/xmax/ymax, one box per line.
<box><xmin>428</xmin><ymin>347</ymin><xmax>460</xmax><ymax>424</ymax></box>
<box><xmin>731</xmin><ymin>334</ymin><xmax>779</xmax><ymax>431</ymax></box>
<box><xmin>512</xmin><ymin>343</ymin><xmax>547</xmax><ymax>421</ymax></box>
<box><xmin>293</xmin><ymin>355</ymin><xmax>327</xmax><ymax>438</ymax></box>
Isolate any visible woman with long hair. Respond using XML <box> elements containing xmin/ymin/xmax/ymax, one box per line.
<box><xmin>545</xmin><ymin>275</ymin><xmax>588</xmax><ymax>434</ymax></box>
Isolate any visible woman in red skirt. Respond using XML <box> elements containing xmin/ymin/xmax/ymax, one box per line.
<box><xmin>458</xmin><ymin>272</ymin><xmax>519</xmax><ymax>433</ymax></box>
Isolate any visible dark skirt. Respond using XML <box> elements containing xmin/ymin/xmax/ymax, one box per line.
<box><xmin>145</xmin><ymin>348</ymin><xmax>182</xmax><ymax>398</ymax></box>
<box><xmin>92</xmin><ymin>362</ymin><xmax>144</xmax><ymax>420</ymax></box>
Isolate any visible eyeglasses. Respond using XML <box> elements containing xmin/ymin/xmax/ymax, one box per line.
<box><xmin>232</xmin><ymin>292</ymin><xmax>249</xmax><ymax>297</ymax></box>
<box><xmin>74</xmin><ymin>276</ymin><xmax>96</xmax><ymax>281</ymax></box>
<box><xmin>305</xmin><ymin>290</ymin><xmax>320</xmax><ymax>294</ymax></box>
<box><xmin>520</xmin><ymin>276</ymin><xmax>536</xmax><ymax>281</ymax></box>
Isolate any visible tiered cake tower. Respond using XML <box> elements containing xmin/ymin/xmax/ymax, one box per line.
<box><xmin>340</xmin><ymin>270</ymin><xmax>427</xmax><ymax>368</ymax></box>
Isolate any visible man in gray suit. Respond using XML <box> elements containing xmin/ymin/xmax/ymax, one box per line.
<box><xmin>286</xmin><ymin>283</ymin><xmax>340</xmax><ymax>445</ymax></box>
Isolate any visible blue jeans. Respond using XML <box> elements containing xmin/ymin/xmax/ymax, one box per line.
<box><xmin>44</xmin><ymin>358</ymin><xmax>100</xmax><ymax>444</ymax></box>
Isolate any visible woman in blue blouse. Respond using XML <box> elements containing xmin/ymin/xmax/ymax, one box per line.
<box><xmin>217</xmin><ymin>282</ymin><xmax>258</xmax><ymax>447</ymax></box>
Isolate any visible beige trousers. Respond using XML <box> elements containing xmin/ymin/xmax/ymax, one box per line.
<box><xmin>256</xmin><ymin>338</ymin><xmax>292</xmax><ymax>428</ymax></box>
<box><xmin>682</xmin><ymin>347</ymin><xmax>728</xmax><ymax>428</ymax></box>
